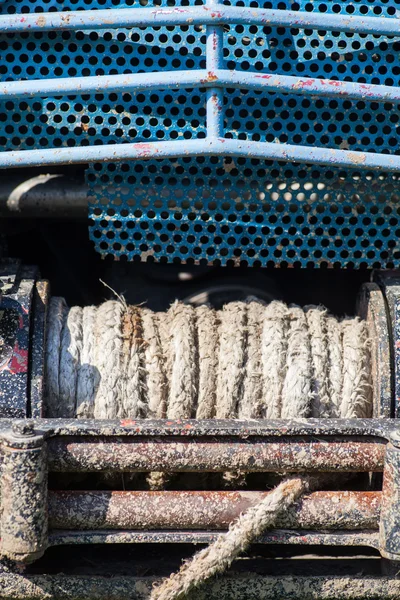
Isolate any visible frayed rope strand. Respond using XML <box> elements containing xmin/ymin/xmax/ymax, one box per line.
<box><xmin>150</xmin><ymin>476</ymin><xmax>309</xmax><ymax>600</ymax></box>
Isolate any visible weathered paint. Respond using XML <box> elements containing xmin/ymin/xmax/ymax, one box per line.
<box><xmin>2</xmin><ymin>70</ymin><xmax>400</xmax><ymax>105</ymax></box>
<box><xmin>0</xmin><ymin>6</ymin><xmax>399</xmax><ymax>35</ymax></box>
<box><xmin>2</xmin><ymin>139</ymin><xmax>400</xmax><ymax>171</ymax></box>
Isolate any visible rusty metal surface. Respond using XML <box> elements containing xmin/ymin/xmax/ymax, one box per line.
<box><xmin>47</xmin><ymin>436</ymin><xmax>386</xmax><ymax>473</ymax></box>
<box><xmin>48</xmin><ymin>490</ymin><xmax>380</xmax><ymax>531</ymax></box>
<box><xmin>0</xmin><ymin>417</ymin><xmax>394</xmax><ymax>556</ymax></box>
<box><xmin>2</xmin><ymin>572</ymin><xmax>400</xmax><ymax>599</ymax></box>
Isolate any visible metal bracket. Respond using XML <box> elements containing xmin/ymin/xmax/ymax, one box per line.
<box><xmin>374</xmin><ymin>272</ymin><xmax>400</xmax><ymax>418</ymax></box>
<box><xmin>0</xmin><ymin>261</ymin><xmax>48</xmax><ymax>419</ymax></box>
<box><xmin>0</xmin><ymin>261</ymin><xmax>38</xmax><ymax>418</ymax></box>
<box><xmin>379</xmin><ymin>430</ymin><xmax>400</xmax><ymax>560</ymax></box>
<box><xmin>0</xmin><ymin>421</ymin><xmax>48</xmax><ymax>563</ymax></box>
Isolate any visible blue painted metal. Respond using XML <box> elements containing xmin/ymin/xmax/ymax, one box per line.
<box><xmin>1</xmin><ymin>0</ymin><xmax>400</xmax><ymax>267</ymax></box>
<box><xmin>3</xmin><ymin>70</ymin><xmax>400</xmax><ymax>105</ymax></box>
<box><xmin>0</xmin><ymin>6</ymin><xmax>399</xmax><ymax>36</ymax></box>
<box><xmin>88</xmin><ymin>158</ymin><xmax>400</xmax><ymax>268</ymax></box>
<box><xmin>2</xmin><ymin>139</ymin><xmax>400</xmax><ymax>171</ymax></box>
<box><xmin>206</xmin><ymin>0</ymin><xmax>224</xmax><ymax>140</ymax></box>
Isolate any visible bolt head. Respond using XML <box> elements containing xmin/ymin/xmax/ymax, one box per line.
<box><xmin>390</xmin><ymin>430</ymin><xmax>400</xmax><ymax>449</ymax></box>
<box><xmin>12</xmin><ymin>420</ymin><xmax>34</xmax><ymax>437</ymax></box>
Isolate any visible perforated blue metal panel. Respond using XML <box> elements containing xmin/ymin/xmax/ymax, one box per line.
<box><xmin>1</xmin><ymin>0</ymin><xmax>400</xmax><ymax>266</ymax></box>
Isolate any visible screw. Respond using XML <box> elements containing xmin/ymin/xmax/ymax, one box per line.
<box><xmin>12</xmin><ymin>420</ymin><xmax>34</xmax><ymax>437</ymax></box>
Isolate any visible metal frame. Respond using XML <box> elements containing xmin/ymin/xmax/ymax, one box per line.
<box><xmin>2</xmin><ymin>417</ymin><xmax>400</xmax><ymax>597</ymax></box>
<box><xmin>0</xmin><ymin>416</ymin><xmax>397</xmax><ymax>562</ymax></box>
<box><xmin>1</xmin><ymin>3</ymin><xmax>400</xmax><ymax>169</ymax></box>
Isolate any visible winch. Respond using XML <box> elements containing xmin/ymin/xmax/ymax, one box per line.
<box><xmin>1</xmin><ymin>0</ymin><xmax>400</xmax><ymax>597</ymax></box>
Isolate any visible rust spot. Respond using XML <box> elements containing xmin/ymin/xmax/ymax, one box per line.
<box><xmin>320</xmin><ymin>79</ymin><xmax>343</xmax><ymax>87</ymax></box>
<box><xmin>36</xmin><ymin>15</ymin><xmax>46</xmax><ymax>27</ymax></box>
<box><xmin>348</xmin><ymin>152</ymin><xmax>366</xmax><ymax>165</ymax></box>
<box><xmin>60</xmin><ymin>13</ymin><xmax>72</xmax><ymax>24</ymax></box>
<box><xmin>294</xmin><ymin>79</ymin><xmax>315</xmax><ymax>89</ymax></box>
<box><xmin>135</xmin><ymin>142</ymin><xmax>157</xmax><ymax>158</ymax></box>
<box><xmin>120</xmin><ymin>419</ymin><xmax>137</xmax><ymax>426</ymax></box>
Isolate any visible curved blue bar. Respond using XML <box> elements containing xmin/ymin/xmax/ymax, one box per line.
<box><xmin>0</xmin><ymin>138</ymin><xmax>399</xmax><ymax>171</ymax></box>
<box><xmin>0</xmin><ymin>6</ymin><xmax>398</xmax><ymax>36</ymax></box>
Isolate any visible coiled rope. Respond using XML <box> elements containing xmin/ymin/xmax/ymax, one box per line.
<box><xmin>45</xmin><ymin>298</ymin><xmax>372</xmax><ymax>421</ymax></box>
<box><xmin>45</xmin><ymin>297</ymin><xmax>372</xmax><ymax>600</ymax></box>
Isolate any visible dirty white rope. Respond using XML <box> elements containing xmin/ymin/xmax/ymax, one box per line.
<box><xmin>45</xmin><ymin>298</ymin><xmax>372</xmax><ymax>600</ymax></box>
<box><xmin>151</xmin><ymin>476</ymin><xmax>309</xmax><ymax>600</ymax></box>
<box><xmin>45</xmin><ymin>299</ymin><xmax>372</xmax><ymax>421</ymax></box>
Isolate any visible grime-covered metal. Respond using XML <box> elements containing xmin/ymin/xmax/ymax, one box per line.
<box><xmin>0</xmin><ymin>416</ymin><xmax>395</xmax><ymax>559</ymax></box>
<box><xmin>0</xmin><ymin>425</ymin><xmax>48</xmax><ymax>562</ymax></box>
<box><xmin>47</xmin><ymin>436</ymin><xmax>387</xmax><ymax>474</ymax></box>
<box><xmin>48</xmin><ymin>490</ymin><xmax>381</xmax><ymax>531</ymax></box>
<box><xmin>2</xmin><ymin>573</ymin><xmax>400</xmax><ymax>600</ymax></box>
<box><xmin>0</xmin><ymin>415</ymin><xmax>394</xmax><ymax>559</ymax></box>
<box><xmin>29</xmin><ymin>280</ymin><xmax>50</xmax><ymax>419</ymax></box>
<box><xmin>379</xmin><ymin>432</ymin><xmax>400</xmax><ymax>560</ymax></box>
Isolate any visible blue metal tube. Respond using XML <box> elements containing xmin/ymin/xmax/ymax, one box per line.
<box><xmin>0</xmin><ymin>70</ymin><xmax>209</xmax><ymax>99</ymax></box>
<box><xmin>2</xmin><ymin>69</ymin><xmax>400</xmax><ymax>104</ymax></box>
<box><xmin>206</xmin><ymin>0</ymin><xmax>224</xmax><ymax>139</ymax></box>
<box><xmin>0</xmin><ymin>7</ymin><xmax>398</xmax><ymax>35</ymax></box>
<box><xmin>1</xmin><ymin>138</ymin><xmax>400</xmax><ymax>171</ymax></box>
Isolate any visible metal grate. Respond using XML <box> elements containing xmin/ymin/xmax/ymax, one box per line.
<box><xmin>1</xmin><ymin>0</ymin><xmax>400</xmax><ymax>266</ymax></box>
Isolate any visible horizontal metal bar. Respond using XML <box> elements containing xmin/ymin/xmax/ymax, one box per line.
<box><xmin>3</xmin><ymin>69</ymin><xmax>400</xmax><ymax>105</ymax></box>
<box><xmin>0</xmin><ymin>70</ymin><xmax>208</xmax><ymax>99</ymax></box>
<box><xmin>1</xmin><ymin>417</ymin><xmax>395</xmax><ymax>438</ymax></box>
<box><xmin>47</xmin><ymin>437</ymin><xmax>385</xmax><ymax>473</ymax></box>
<box><xmin>0</xmin><ymin>6</ymin><xmax>399</xmax><ymax>36</ymax></box>
<box><xmin>3</xmin><ymin>571</ymin><xmax>400</xmax><ymax>600</ymax></box>
<box><xmin>48</xmin><ymin>490</ymin><xmax>380</xmax><ymax>531</ymax></box>
<box><xmin>1</xmin><ymin>138</ymin><xmax>400</xmax><ymax>172</ymax></box>
<box><xmin>49</xmin><ymin>529</ymin><xmax>380</xmax><ymax>549</ymax></box>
